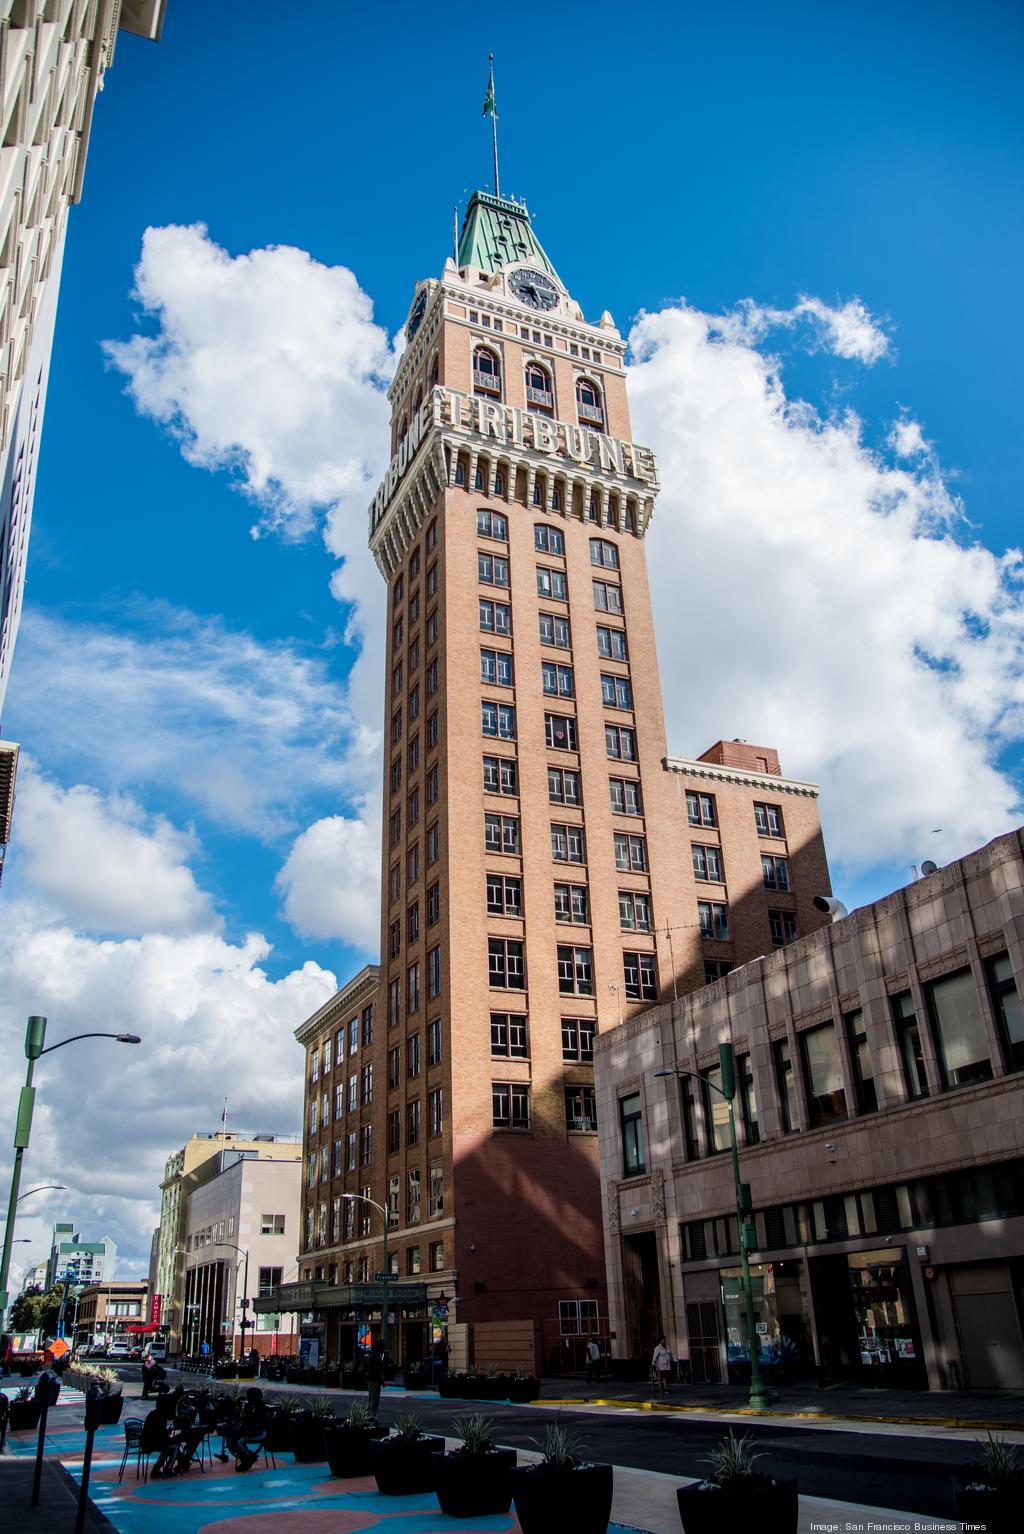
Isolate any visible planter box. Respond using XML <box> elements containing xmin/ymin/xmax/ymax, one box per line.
<box><xmin>325</xmin><ymin>1422</ymin><xmax>388</xmax><ymax>1478</ymax></box>
<box><xmin>97</xmin><ymin>1394</ymin><xmax>125</xmax><ymax>1428</ymax></box>
<box><xmin>954</xmin><ymin>1481</ymin><xmax>1023</xmax><ymax>1534</ymax></box>
<box><xmin>433</xmin><ymin>1447</ymin><xmax>516</xmax><ymax>1517</ymax></box>
<box><xmin>9</xmin><ymin>1400</ymin><xmax>42</xmax><ymax>1432</ymax></box>
<box><xmin>289</xmin><ymin>1413</ymin><xmax>333</xmax><ymax>1463</ymax></box>
<box><xmin>370</xmin><ymin>1434</ymin><xmax>445</xmax><ymax>1496</ymax></box>
<box><xmin>507</xmin><ymin>1378</ymin><xmax>541</xmax><ymax>1404</ymax></box>
<box><xmin>513</xmin><ymin>1461</ymin><xmax>613</xmax><ymax>1534</ymax></box>
<box><xmin>677</xmin><ymin>1476</ymin><xmax>798</xmax><ymax>1534</ymax></box>
<box><xmin>265</xmin><ymin>1412</ymin><xmax>295</xmax><ymax>1453</ymax></box>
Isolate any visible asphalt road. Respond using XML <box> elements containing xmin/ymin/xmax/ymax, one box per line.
<box><xmin>118</xmin><ymin>1369</ymin><xmax>971</xmax><ymax>1520</ymax></box>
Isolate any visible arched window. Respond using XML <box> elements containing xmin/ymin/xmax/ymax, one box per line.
<box><xmin>428</xmin><ymin>355</ymin><xmax>439</xmax><ymax>390</ymax></box>
<box><xmin>576</xmin><ymin>376</ymin><xmax>604</xmax><ymax>426</ymax></box>
<box><xmin>397</xmin><ymin>414</ymin><xmax>408</xmax><ymax>443</ymax></box>
<box><xmin>473</xmin><ymin>346</ymin><xmax>502</xmax><ymax>396</ymax></box>
<box><xmin>525</xmin><ymin>362</ymin><xmax>553</xmax><ymax>411</ymax></box>
<box><xmin>412</xmin><ymin>387</ymin><xmax>423</xmax><ymax>414</ymax></box>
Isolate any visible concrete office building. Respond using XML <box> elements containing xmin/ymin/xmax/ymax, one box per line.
<box><xmin>73</xmin><ymin>1277</ymin><xmax>147</xmax><ymax>1349</ymax></box>
<box><xmin>595</xmin><ymin>827</ymin><xmax>1024</xmax><ymax>1391</ymax></box>
<box><xmin>45</xmin><ymin>1222</ymin><xmax>115</xmax><ymax>1287</ymax></box>
<box><xmin>281</xmin><ymin>190</ymin><xmax>832</xmax><ymax>1372</ymax></box>
<box><xmin>154</xmin><ymin>1131</ymin><xmax>300</xmax><ymax>1353</ymax></box>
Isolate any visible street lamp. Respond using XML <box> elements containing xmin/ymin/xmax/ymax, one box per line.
<box><xmin>341</xmin><ymin>1192</ymin><xmax>390</xmax><ymax>1357</ymax></box>
<box><xmin>0</xmin><ymin>1018</ymin><xmax>142</xmax><ymax>1318</ymax></box>
<box><xmin>213</xmin><ymin>1242</ymin><xmax>250</xmax><ymax>1360</ymax></box>
<box><xmin>7</xmin><ymin>1184</ymin><xmax>66</xmax><ymax>1212</ymax></box>
<box><xmin>655</xmin><ymin>1042</ymin><xmax>770</xmax><ymax>1411</ymax></box>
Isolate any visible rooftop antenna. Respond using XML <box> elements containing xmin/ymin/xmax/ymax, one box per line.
<box><xmin>483</xmin><ymin>53</ymin><xmax>500</xmax><ymax>198</ymax></box>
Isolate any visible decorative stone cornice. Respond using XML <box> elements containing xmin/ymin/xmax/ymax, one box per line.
<box><xmin>662</xmin><ymin>756</ymin><xmax>820</xmax><ymax>799</ymax></box>
<box><xmin>294</xmin><ymin>964</ymin><xmax>380</xmax><ymax>1047</ymax></box>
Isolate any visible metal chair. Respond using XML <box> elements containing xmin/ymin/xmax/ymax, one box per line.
<box><xmin>118</xmin><ymin>1418</ymin><xmax>145</xmax><ymax>1482</ymax></box>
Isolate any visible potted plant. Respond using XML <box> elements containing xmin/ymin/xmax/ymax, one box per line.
<box><xmin>953</xmin><ymin>1431</ymin><xmax>1022</xmax><ymax>1534</ymax></box>
<box><xmin>432</xmin><ymin>1413</ymin><xmax>517</xmax><ymax>1517</ymax></box>
<box><xmin>676</xmin><ymin>1430</ymin><xmax>797</xmax><ymax>1534</ymax></box>
<box><xmin>265</xmin><ymin>1394</ymin><xmax>298</xmax><ymax>1453</ymax></box>
<box><xmin>289</xmin><ymin>1394</ymin><xmax>334</xmax><ymax>1463</ymax></box>
<box><xmin>8</xmin><ymin>1387</ymin><xmax>42</xmax><ymax>1432</ymax></box>
<box><xmin>324</xmin><ymin>1400</ymin><xmax>388</xmax><ymax>1478</ymax></box>
<box><xmin>403</xmin><ymin>1361</ymin><xmax>429</xmax><ymax>1391</ymax></box>
<box><xmin>512</xmin><ymin>1423</ymin><xmax>613</xmax><ymax>1534</ymax></box>
<box><xmin>94</xmin><ymin>1368</ymin><xmax>125</xmax><ymax>1426</ymax></box>
<box><xmin>369</xmin><ymin>1412</ymin><xmax>444</xmax><ymax>1496</ymax></box>
<box><xmin>508</xmin><ymin>1367</ymin><xmax>541</xmax><ymax>1404</ymax></box>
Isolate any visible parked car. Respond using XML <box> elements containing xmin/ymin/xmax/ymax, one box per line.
<box><xmin>108</xmin><ymin>1342</ymin><xmax>130</xmax><ymax>1358</ymax></box>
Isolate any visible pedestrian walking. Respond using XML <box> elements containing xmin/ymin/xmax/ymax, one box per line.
<box><xmin>651</xmin><ymin>1336</ymin><xmax>674</xmax><ymax>1398</ymax></box>
<box><xmin>365</xmin><ymin>1339</ymin><xmax>385</xmax><ymax>1419</ymax></box>
<box><xmin>585</xmin><ymin>1337</ymin><xmax>602</xmax><ymax>1384</ymax></box>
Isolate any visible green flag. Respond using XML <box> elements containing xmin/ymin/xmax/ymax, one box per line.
<box><xmin>483</xmin><ymin>63</ymin><xmax>496</xmax><ymax>118</ymax></box>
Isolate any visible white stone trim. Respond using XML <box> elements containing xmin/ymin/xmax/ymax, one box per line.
<box><xmin>663</xmin><ymin>756</ymin><xmax>820</xmax><ymax>799</ymax></box>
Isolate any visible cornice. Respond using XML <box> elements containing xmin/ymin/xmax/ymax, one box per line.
<box><xmin>662</xmin><ymin>756</ymin><xmax>820</xmax><ymax>799</ymax></box>
<box><xmin>294</xmin><ymin>964</ymin><xmax>381</xmax><ymax>1046</ymax></box>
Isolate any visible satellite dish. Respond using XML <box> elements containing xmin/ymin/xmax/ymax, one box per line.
<box><xmin>920</xmin><ymin>860</ymin><xmax>938</xmax><ymax>876</ymax></box>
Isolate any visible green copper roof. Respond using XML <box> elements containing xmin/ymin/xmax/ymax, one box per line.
<box><xmin>457</xmin><ymin>191</ymin><xmax>559</xmax><ymax>281</ymax></box>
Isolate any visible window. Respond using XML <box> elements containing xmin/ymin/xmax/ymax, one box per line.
<box><xmin>407</xmin><ymin>1167</ymin><xmax>422</xmax><ymax>1223</ymax></box>
<box><xmin>561</xmin><ymin>1017</ymin><xmax>595</xmax><ymax>1062</ymax></box>
<box><xmin>493</xmin><ymin>1082</ymin><xmax>531</xmax><ymax>1129</ymax></box>
<box><xmin>388</xmin><ymin>978</ymin><xmax>401</xmax><ymax>1029</ymax></box>
<box><xmin>388</xmin><ymin>1045</ymin><xmax>401</xmax><ymax>1090</ymax></box>
<box><xmin>774</xmin><ymin>1038</ymin><xmax>799</xmax><ymax>1132</ymax></box>
<box><xmin>559</xmin><ymin>1298</ymin><xmax>599</xmax><ymax>1335</ymax></box>
<box><xmin>545</xmin><ymin>714</ymin><xmax>578</xmax><ymax>750</ymax></box>
<box><xmin>483</xmin><ymin>755</ymin><xmax>518</xmax><ymax>795</ymax></box>
<box><xmin>620</xmin><ymin>1093</ymin><xmax>645</xmax><ymax>1176</ymax></box>
<box><xmin>427</xmin><ymin>822</ymin><xmax>440</xmax><ymax>863</ymax></box>
<box><xmin>407</xmin><ymin>685</ymin><xmax>420</xmax><ymax>722</ymax></box>
<box><xmin>600</xmin><ymin>673</ymin><xmax>633</xmax><ymax>709</ymax></box>
<box><xmin>609</xmin><ymin>777</ymin><xmax>642</xmax><ymax>816</ymax></box>
<box><xmin>542</xmin><ymin>661</ymin><xmax>575</xmax><ymax>697</ymax></box>
<box><xmin>801</xmin><ymin>1022</ymin><xmax>848</xmax><ymax>1125</ymax></box>
<box><xmin>334</xmin><ymin>1082</ymin><xmax>344</xmax><ymax>1121</ymax></box>
<box><xmin>891</xmin><ymin>991</ymin><xmax>929</xmax><ymax>1100</ymax></box>
<box><xmin>407</xmin><ymin>961</ymin><xmax>421</xmax><ymax>1013</ymax></box>
<box><xmin>989</xmin><ymin>954</ymin><xmax>1024</xmax><ymax>1071</ymax></box>
<box><xmin>387</xmin><ymin>1109</ymin><xmax>400</xmax><ymax>1154</ymax></box>
<box><xmin>427</xmin><ymin>944</ymin><xmax>442</xmax><ymax>998</ymax></box>
<box><xmin>698</xmin><ymin>901</ymin><xmax>730</xmax><ymax>941</ymax></box>
<box><xmin>480</xmin><ymin>648</ymin><xmax>513</xmax><ymax>686</ymax></box>
<box><xmin>686</xmin><ymin>792</ymin><xmax>716</xmax><ymax>828</ymax></box>
<box><xmin>623</xmin><ymin>951</ymin><xmax>657</xmax><ymax>1001</ymax></box>
<box><xmin>477</xmin><ymin>508</ymin><xmax>508</xmax><ymax>539</ymax></box>
<box><xmin>427</xmin><ymin>1018</ymin><xmax>442</xmax><ymax>1066</ymax></box>
<box><xmin>426</xmin><ymin>763</ymin><xmax>439</xmax><ymax>805</ymax></box>
<box><xmin>310</xmin><ymin>1048</ymin><xmax>320</xmax><ymax>1083</ymax></box>
<box><xmin>737</xmin><ymin>1052</ymin><xmax>760</xmax><ymax>1144</ymax></box>
<box><xmin>481</xmin><ymin>701</ymin><xmax>516</xmax><ymax>738</ymax></box>
<box><xmin>578</xmin><ymin>378</ymin><xmax>605</xmax><ymax>424</ymax></box>
<box><xmin>323</xmin><ymin>1036</ymin><xmax>332</xmax><ymax>1072</ymax></box>
<box><xmin>427</xmin><ymin>881</ymin><xmax>440</xmax><ymax>924</ymax></box>
<box><xmin>845</xmin><ymin>1010</ymin><xmax>877</xmax><ymax>1113</ymax></box>
<box><xmin>473</xmin><ymin>344</ymin><xmax>501</xmax><ymax>394</ymax></box>
<box><xmin>426</xmin><ymin>609</ymin><xmax>438</xmax><ymax>647</ymax></box>
<box><xmin>359</xmin><ymin>1123</ymin><xmax>373</xmax><ymax>1165</ymax></box>
<box><xmin>410</xmin><ymin>738</ymin><xmax>421</xmax><ymax>777</ymax></box>
<box><xmin>485</xmin><ymin>813</ymin><xmax>520</xmax><ymax>854</ymax></box>
<box><xmin>409</xmin><ymin>548</ymin><xmax>421</xmax><ymax>579</ymax></box>
<box><xmin>754</xmin><ymin>802</ymin><xmax>784</xmax><ymax>837</ymax></box>
<box><xmin>589</xmin><ymin>537</ymin><xmax>618</xmax><ymax>568</ymax></box>
<box><xmin>537</xmin><ymin>566</ymin><xmax>567</xmax><ymax>600</ymax></box>
<box><xmin>606</xmin><ymin>725</ymin><xmax>636</xmax><ymax>761</ymax></box>
<box><xmin>407</xmin><ymin>1033</ymin><xmax>421</xmax><ymax>1079</ymax></box>
<box><xmin>548</xmin><ymin>767</ymin><xmax>581</xmax><ymax>805</ymax></box>
<box><xmin>430</xmin><ymin>1240</ymin><xmax>445</xmax><ymax>1271</ymax></box>
<box><xmin>389</xmin><ymin>808</ymin><xmax>401</xmax><ymax>847</ymax></box>
<box><xmin>428</xmin><ymin>1085</ymin><xmax>443</xmax><ymax>1135</ymax></box>
<box><xmin>479</xmin><ymin>598</ymin><xmax>511</xmax><ymax>635</ymax></box>
<box><xmin>478</xmin><ymin>552</ymin><xmax>509</xmax><ymax>587</ymax></box>
<box><xmin>539</xmin><ymin>612</ymin><xmax>571</xmax><ymax>648</ymax></box>
<box><xmin>309</xmin><ymin>1098</ymin><xmax>318</xmax><ymax>1134</ymax></box>
<box><xmin>408</xmin><ymin>636</ymin><xmax>420</xmax><ymax>672</ymax></box>
<box><xmin>346</xmin><ymin>1131</ymin><xmax>357</xmax><ymax>1171</ymax></box>
<box><xmin>426</xmin><ymin>657</ymin><xmax>438</xmax><ymax>694</ymax></box>
<box><xmin>558</xmin><ymin>944</ymin><xmax>594</xmax><ymax>995</ymax></box>
<box><xmin>360</xmin><ymin>1063</ymin><xmax>373</xmax><ymax>1105</ymax></box>
<box><xmin>619</xmin><ymin>891</ymin><xmax>652</xmax><ymax>933</ymax></box>
<box><xmin>490</xmin><ymin>1011</ymin><xmax>529</xmax><ymax>1057</ymax></box>
<box><xmin>554</xmin><ymin>882</ymin><xmax>589</xmax><ymax>924</ymax></box>
<box><xmin>347</xmin><ymin>1070</ymin><xmax>357</xmax><ymax>1111</ymax></box>
<box><xmin>487</xmin><ymin>872</ymin><xmax>522</xmax><ymax>915</ymax></box>
<box><xmin>762</xmin><ymin>854</ymin><xmax>791</xmax><ymax>891</ymax></box>
<box><xmin>489</xmin><ymin>937</ymin><xmax>525</xmax><ymax>989</ymax></box>
<box><xmin>565</xmin><ymin>1085</ymin><xmax>598</xmax><ymax>1132</ymax></box>
<box><xmin>534</xmin><ymin>523</ymin><xmax>564</xmax><ymax>553</ymax></box>
<box><xmin>596</xmin><ymin>624</ymin><xmax>628</xmax><ymax>660</ymax></box>
<box><xmin>407</xmin><ymin>786</ymin><xmax>419</xmax><ymax>829</ymax></box>
<box><xmin>613</xmin><ymin>832</ymin><xmax>648</xmax><ymax>872</ymax></box>
<box><xmin>593</xmin><ymin>579</ymin><xmax>622</xmax><ymax>613</ymax></box>
<box><xmin>426</xmin><ymin>518</ymin><xmax>437</xmax><ymax>551</ymax></box>
<box><xmin>389</xmin><ymin>757</ymin><xmax>402</xmax><ymax>795</ymax></box>
<box><xmin>261</xmin><ymin>1213</ymin><xmax>286</xmax><ymax>1236</ymax></box>
<box><xmin>926</xmin><ymin>968</ymin><xmax>993</xmax><ymax>1089</ymax></box>
<box><xmin>551</xmin><ymin>822</ymin><xmax>585</xmax><ymax>863</ymax></box>
<box><xmin>692</xmin><ymin>844</ymin><xmax>723</xmax><ymax>882</ymax></box>
<box><xmin>429</xmin><ymin>1161</ymin><xmax>444</xmax><ymax>1215</ymax></box>
<box><xmin>407</xmin><ymin>842</ymin><xmax>420</xmax><ymax>883</ymax></box>
<box><xmin>769</xmin><ymin>910</ymin><xmax>798</xmax><ymax>947</ymax></box>
<box><xmin>700</xmin><ymin>1066</ymin><xmax>731</xmax><ymax>1154</ymax></box>
<box><xmin>407</xmin><ymin>1099</ymin><xmax>421</xmax><ymax>1145</ymax></box>
<box><xmin>391</xmin><ymin>660</ymin><xmax>403</xmax><ymax>698</ymax></box>
<box><xmin>409</xmin><ymin>588</ymin><xmax>420</xmax><ymax>623</ymax></box>
<box><xmin>427</xmin><ymin>710</ymin><xmax>439</xmax><ymax>748</ymax></box>
<box><xmin>344</xmin><ymin>1199</ymin><xmax>356</xmax><ymax>1241</ymax></box>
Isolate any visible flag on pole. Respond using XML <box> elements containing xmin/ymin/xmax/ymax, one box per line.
<box><xmin>221</xmin><ymin>1099</ymin><xmax>228</xmax><ymax>1125</ymax></box>
<box><xmin>482</xmin><ymin>56</ymin><xmax>497</xmax><ymax>117</ymax></box>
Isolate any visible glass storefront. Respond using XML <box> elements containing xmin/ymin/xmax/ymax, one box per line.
<box><xmin>847</xmin><ymin>1248</ymin><xmax>920</xmax><ymax>1369</ymax></box>
<box><xmin>721</xmin><ymin>1259</ymin><xmax>814</xmax><ymax>1379</ymax></box>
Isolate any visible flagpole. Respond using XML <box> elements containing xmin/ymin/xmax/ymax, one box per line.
<box><xmin>489</xmin><ymin>53</ymin><xmax>500</xmax><ymax>198</ymax></box>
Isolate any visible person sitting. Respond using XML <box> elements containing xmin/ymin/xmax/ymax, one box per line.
<box><xmin>142</xmin><ymin>1404</ymin><xmax>177</xmax><ymax>1479</ymax></box>
<box><xmin>216</xmin><ymin>1387</ymin><xmax>267</xmax><ymax>1473</ymax></box>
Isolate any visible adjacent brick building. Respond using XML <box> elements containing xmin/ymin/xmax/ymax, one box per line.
<box><xmin>279</xmin><ymin>190</ymin><xmax>832</xmax><ymax>1371</ymax></box>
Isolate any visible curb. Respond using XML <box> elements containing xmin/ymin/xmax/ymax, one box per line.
<box><xmin>536</xmin><ymin>1397</ymin><xmax>1024</xmax><ymax>1431</ymax></box>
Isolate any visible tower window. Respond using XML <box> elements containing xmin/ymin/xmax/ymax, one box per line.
<box><xmin>488</xmin><ymin>937</ymin><xmax>526</xmax><ymax>990</ymax></box>
<box><xmin>473</xmin><ymin>346</ymin><xmax>502</xmax><ymax>396</ymax></box>
<box><xmin>545</xmin><ymin>714</ymin><xmax>578</xmax><ymax>751</ymax></box>
<box><xmin>534</xmin><ymin>524</ymin><xmax>565</xmax><ymax>555</ymax></box>
<box><xmin>576</xmin><ymin>376</ymin><xmax>604</xmax><ymax>427</ymax></box>
<box><xmin>525</xmin><ymin>362</ymin><xmax>553</xmax><ymax>410</ymax></box>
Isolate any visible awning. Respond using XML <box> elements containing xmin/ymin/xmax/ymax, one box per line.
<box><xmin>125</xmin><ymin>1323</ymin><xmax>160</xmax><ymax>1333</ymax></box>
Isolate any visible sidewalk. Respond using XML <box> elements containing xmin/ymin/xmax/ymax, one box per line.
<box><xmin>0</xmin><ymin>1451</ymin><xmax>110</xmax><ymax>1534</ymax></box>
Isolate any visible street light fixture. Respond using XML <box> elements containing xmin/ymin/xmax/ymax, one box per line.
<box><xmin>654</xmin><ymin>1042</ymin><xmax>770</xmax><ymax>1411</ymax></box>
<box><xmin>0</xmin><ymin>1017</ymin><xmax>142</xmax><ymax>1318</ymax></box>
<box><xmin>341</xmin><ymin>1192</ymin><xmax>391</xmax><ymax>1356</ymax></box>
<box><xmin>213</xmin><ymin>1241</ymin><xmax>251</xmax><ymax>1360</ymax></box>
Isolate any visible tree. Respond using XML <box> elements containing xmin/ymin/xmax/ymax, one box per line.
<box><xmin>9</xmin><ymin>1283</ymin><xmax>66</xmax><ymax>1336</ymax></box>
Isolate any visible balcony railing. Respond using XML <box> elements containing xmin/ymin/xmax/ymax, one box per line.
<box><xmin>578</xmin><ymin>401</ymin><xmax>604</xmax><ymax>424</ymax></box>
<box><xmin>526</xmin><ymin>386</ymin><xmax>554</xmax><ymax>408</ymax></box>
<box><xmin>473</xmin><ymin>368</ymin><xmax>502</xmax><ymax>393</ymax></box>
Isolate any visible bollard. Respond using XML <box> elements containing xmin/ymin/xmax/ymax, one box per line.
<box><xmin>30</xmin><ymin>1370</ymin><xmax>60</xmax><ymax>1505</ymax></box>
<box><xmin>75</xmin><ymin>1384</ymin><xmax>102</xmax><ymax>1534</ymax></box>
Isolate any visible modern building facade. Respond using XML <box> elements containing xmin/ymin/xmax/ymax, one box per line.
<box><xmin>595</xmin><ymin>827</ymin><xmax>1024</xmax><ymax>1391</ymax></box>
<box><xmin>154</xmin><ymin>1131</ymin><xmax>300</xmax><ymax>1353</ymax></box>
<box><xmin>0</xmin><ymin>0</ymin><xmax>165</xmax><ymax>721</ymax></box>
<box><xmin>180</xmin><ymin>1147</ymin><xmax>300</xmax><ymax>1358</ymax></box>
<box><xmin>281</xmin><ymin>190</ymin><xmax>832</xmax><ymax>1372</ymax></box>
<box><xmin>0</xmin><ymin>734</ymin><xmax>16</xmax><ymax>885</ymax></box>
<box><xmin>73</xmin><ymin>1277</ymin><xmax>147</xmax><ymax>1350</ymax></box>
<box><xmin>45</xmin><ymin>1222</ymin><xmax>115</xmax><ymax>1288</ymax></box>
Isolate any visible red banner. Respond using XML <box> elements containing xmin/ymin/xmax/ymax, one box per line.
<box><xmin>150</xmin><ymin>1293</ymin><xmax>162</xmax><ymax>1326</ymax></box>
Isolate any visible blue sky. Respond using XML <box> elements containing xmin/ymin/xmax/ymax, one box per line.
<box><xmin>1</xmin><ymin>0</ymin><xmax>1022</xmax><ymax>1275</ymax></box>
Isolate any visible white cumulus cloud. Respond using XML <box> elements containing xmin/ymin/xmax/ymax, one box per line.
<box><xmin>275</xmin><ymin>808</ymin><xmax>381</xmax><ymax>951</ymax></box>
<box><xmin>716</xmin><ymin>293</ymin><xmax>891</xmax><ymax>364</ymax></box>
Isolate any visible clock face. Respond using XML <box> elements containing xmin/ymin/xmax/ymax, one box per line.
<box><xmin>509</xmin><ymin>267</ymin><xmax>559</xmax><ymax>311</ymax></box>
<box><xmin>406</xmin><ymin>289</ymin><xmax>427</xmax><ymax>340</ymax></box>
